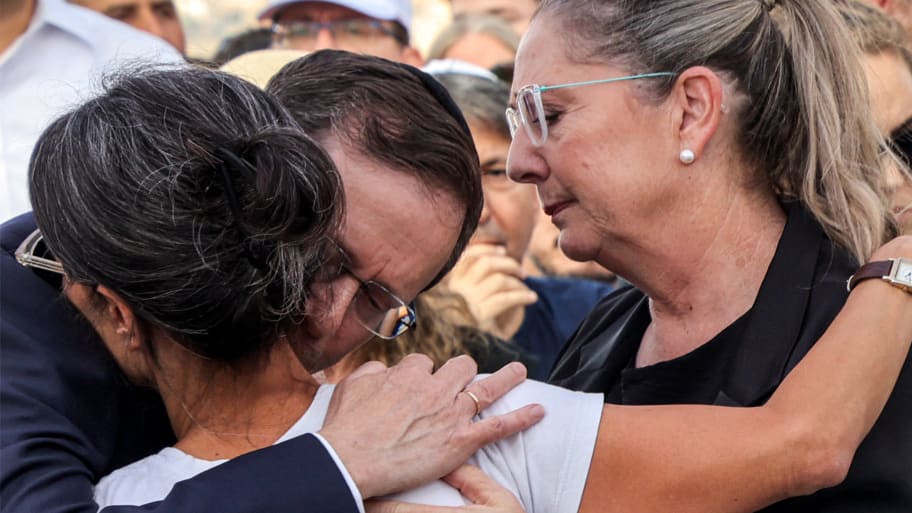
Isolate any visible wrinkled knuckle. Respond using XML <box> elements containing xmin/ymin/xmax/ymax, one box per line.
<box><xmin>471</xmin><ymin>378</ymin><xmax>494</xmax><ymax>403</ymax></box>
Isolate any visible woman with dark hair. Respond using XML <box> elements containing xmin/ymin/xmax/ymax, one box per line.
<box><xmin>23</xmin><ymin>54</ymin><xmax>912</xmax><ymax>513</ymax></box>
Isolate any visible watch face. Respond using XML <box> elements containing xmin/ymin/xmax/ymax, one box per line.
<box><xmin>898</xmin><ymin>259</ymin><xmax>912</xmax><ymax>285</ymax></box>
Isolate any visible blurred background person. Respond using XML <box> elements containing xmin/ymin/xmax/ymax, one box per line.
<box><xmin>448</xmin><ymin>0</ymin><xmax>537</xmax><ymax>35</ymax></box>
<box><xmin>524</xmin><ymin>212</ymin><xmax>618</xmax><ymax>282</ymax></box>
<box><xmin>866</xmin><ymin>0</ymin><xmax>912</xmax><ymax>34</ymax></box>
<box><xmin>67</xmin><ymin>0</ymin><xmax>186</xmax><ymax>54</ymax></box>
<box><xmin>427</xmin><ymin>15</ymin><xmax>518</xmax><ymax>71</ymax></box>
<box><xmin>432</xmin><ymin>69</ymin><xmax>614</xmax><ymax>379</ymax></box>
<box><xmin>259</xmin><ymin>0</ymin><xmax>423</xmax><ymax>65</ymax></box>
<box><xmin>0</xmin><ymin>0</ymin><xmax>182</xmax><ymax>223</ymax></box>
<box><xmin>839</xmin><ymin>0</ymin><xmax>912</xmax><ymax>234</ymax></box>
<box><xmin>212</xmin><ymin>27</ymin><xmax>273</xmax><ymax>66</ymax></box>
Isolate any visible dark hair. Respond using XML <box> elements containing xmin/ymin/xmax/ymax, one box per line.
<box><xmin>29</xmin><ymin>65</ymin><xmax>343</xmax><ymax>363</ymax></box>
<box><xmin>433</xmin><ymin>72</ymin><xmax>512</xmax><ymax>140</ymax></box>
<box><xmin>212</xmin><ymin>28</ymin><xmax>273</xmax><ymax>66</ymax></box>
<box><xmin>267</xmin><ymin>50</ymin><xmax>482</xmax><ymax>282</ymax></box>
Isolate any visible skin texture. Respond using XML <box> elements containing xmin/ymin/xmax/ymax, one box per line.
<box><xmin>300</xmin><ymin>136</ymin><xmax>465</xmax><ymax>369</ymax></box>
<box><xmin>0</xmin><ymin>0</ymin><xmax>34</xmax><ymax>53</ymax></box>
<box><xmin>450</xmin><ymin>0</ymin><xmax>538</xmax><ymax>35</ymax></box>
<box><xmin>71</xmin><ymin>0</ymin><xmax>185</xmax><ymax>53</ymax></box>
<box><xmin>270</xmin><ymin>2</ymin><xmax>422</xmax><ymax>65</ymax></box>
<box><xmin>442</xmin><ymin>32</ymin><xmax>516</xmax><ymax>69</ymax></box>
<box><xmin>444</xmin><ymin>124</ymin><xmax>538</xmax><ymax>340</ymax></box>
<box><xmin>862</xmin><ymin>50</ymin><xmax>912</xmax><ymax>234</ymax></box>
<box><xmin>523</xmin><ymin>209</ymin><xmax>617</xmax><ymax>281</ymax></box>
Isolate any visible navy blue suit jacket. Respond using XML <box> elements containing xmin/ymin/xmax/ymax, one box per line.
<box><xmin>0</xmin><ymin>213</ymin><xmax>359</xmax><ymax>513</ymax></box>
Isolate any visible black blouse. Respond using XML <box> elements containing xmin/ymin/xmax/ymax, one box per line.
<box><xmin>549</xmin><ymin>203</ymin><xmax>912</xmax><ymax>512</ymax></box>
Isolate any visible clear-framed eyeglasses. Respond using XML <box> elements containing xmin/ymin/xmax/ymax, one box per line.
<box><xmin>344</xmin><ymin>269</ymin><xmax>417</xmax><ymax>340</ymax></box>
<box><xmin>272</xmin><ymin>19</ymin><xmax>407</xmax><ymax>51</ymax></box>
<box><xmin>505</xmin><ymin>72</ymin><xmax>676</xmax><ymax>147</ymax></box>
<box><xmin>15</xmin><ymin>229</ymin><xmax>64</xmax><ymax>274</ymax></box>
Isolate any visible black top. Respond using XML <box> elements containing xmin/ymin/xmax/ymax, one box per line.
<box><xmin>549</xmin><ymin>203</ymin><xmax>912</xmax><ymax>512</ymax></box>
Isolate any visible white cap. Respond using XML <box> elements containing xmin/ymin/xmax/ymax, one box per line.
<box><xmin>258</xmin><ymin>0</ymin><xmax>412</xmax><ymax>35</ymax></box>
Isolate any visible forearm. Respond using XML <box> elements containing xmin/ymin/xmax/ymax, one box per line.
<box><xmin>763</xmin><ymin>276</ymin><xmax>912</xmax><ymax>491</ymax></box>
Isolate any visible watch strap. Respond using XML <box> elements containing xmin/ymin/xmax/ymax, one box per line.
<box><xmin>847</xmin><ymin>260</ymin><xmax>894</xmax><ymax>291</ymax></box>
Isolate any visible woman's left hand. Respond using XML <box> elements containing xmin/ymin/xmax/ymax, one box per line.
<box><xmin>365</xmin><ymin>465</ymin><xmax>526</xmax><ymax>513</ymax></box>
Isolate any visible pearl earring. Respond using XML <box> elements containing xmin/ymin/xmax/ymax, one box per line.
<box><xmin>679</xmin><ymin>149</ymin><xmax>695</xmax><ymax>165</ymax></box>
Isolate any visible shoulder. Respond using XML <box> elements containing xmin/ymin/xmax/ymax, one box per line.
<box><xmin>474</xmin><ymin>377</ymin><xmax>603</xmax><ymax>419</ymax></box>
<box><xmin>43</xmin><ymin>0</ymin><xmax>183</xmax><ymax>66</ymax></box>
<box><xmin>95</xmin><ymin>448</ymin><xmax>223</xmax><ymax>508</ymax></box>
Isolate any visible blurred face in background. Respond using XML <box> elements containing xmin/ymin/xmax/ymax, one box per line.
<box><xmin>470</xmin><ymin>124</ymin><xmax>538</xmax><ymax>262</ymax></box>
<box><xmin>72</xmin><ymin>0</ymin><xmax>186</xmax><ymax>53</ymax></box>
<box><xmin>271</xmin><ymin>2</ymin><xmax>422</xmax><ymax>65</ymax></box>
<box><xmin>525</xmin><ymin>210</ymin><xmax>617</xmax><ymax>281</ymax></box>
<box><xmin>441</xmin><ymin>32</ymin><xmax>515</xmax><ymax>70</ymax></box>
<box><xmin>862</xmin><ymin>49</ymin><xmax>912</xmax><ymax>234</ymax></box>
<box><xmin>450</xmin><ymin>0</ymin><xmax>537</xmax><ymax>35</ymax></box>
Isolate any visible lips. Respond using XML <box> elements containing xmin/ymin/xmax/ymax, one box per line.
<box><xmin>543</xmin><ymin>201</ymin><xmax>572</xmax><ymax>217</ymax></box>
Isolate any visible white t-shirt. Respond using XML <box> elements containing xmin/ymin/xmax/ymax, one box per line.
<box><xmin>0</xmin><ymin>0</ymin><xmax>183</xmax><ymax>222</ymax></box>
<box><xmin>94</xmin><ymin>380</ymin><xmax>604</xmax><ymax>513</ymax></box>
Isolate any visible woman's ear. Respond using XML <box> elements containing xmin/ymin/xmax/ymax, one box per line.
<box><xmin>670</xmin><ymin>66</ymin><xmax>725</xmax><ymax>162</ymax></box>
<box><xmin>94</xmin><ymin>285</ymin><xmax>141</xmax><ymax>351</ymax></box>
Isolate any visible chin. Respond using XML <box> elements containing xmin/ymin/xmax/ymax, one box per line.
<box><xmin>557</xmin><ymin>232</ymin><xmax>599</xmax><ymax>264</ymax></box>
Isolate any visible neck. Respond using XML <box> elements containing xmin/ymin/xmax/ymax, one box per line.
<box><xmin>0</xmin><ymin>0</ymin><xmax>35</xmax><ymax>54</ymax></box>
<box><xmin>609</xmin><ymin>184</ymin><xmax>786</xmax><ymax>367</ymax></box>
<box><xmin>154</xmin><ymin>341</ymin><xmax>320</xmax><ymax>460</ymax></box>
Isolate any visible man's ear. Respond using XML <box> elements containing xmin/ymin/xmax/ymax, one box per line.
<box><xmin>399</xmin><ymin>45</ymin><xmax>425</xmax><ymax>67</ymax></box>
<box><xmin>670</xmin><ymin>66</ymin><xmax>725</xmax><ymax>162</ymax></box>
<box><xmin>94</xmin><ymin>285</ymin><xmax>141</xmax><ymax>350</ymax></box>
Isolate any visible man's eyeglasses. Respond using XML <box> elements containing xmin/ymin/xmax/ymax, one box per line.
<box><xmin>15</xmin><ymin>229</ymin><xmax>64</xmax><ymax>274</ymax></box>
<box><xmin>344</xmin><ymin>268</ymin><xmax>417</xmax><ymax>340</ymax></box>
<box><xmin>272</xmin><ymin>19</ymin><xmax>407</xmax><ymax>50</ymax></box>
<box><xmin>505</xmin><ymin>72</ymin><xmax>676</xmax><ymax>147</ymax></box>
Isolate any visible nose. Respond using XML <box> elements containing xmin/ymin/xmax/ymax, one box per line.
<box><xmin>313</xmin><ymin>27</ymin><xmax>337</xmax><ymax>50</ymax></box>
<box><xmin>506</xmin><ymin>131</ymin><xmax>548</xmax><ymax>185</ymax></box>
<box><xmin>478</xmin><ymin>192</ymin><xmax>492</xmax><ymax>225</ymax></box>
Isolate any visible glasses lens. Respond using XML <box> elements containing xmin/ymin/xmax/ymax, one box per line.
<box><xmin>505</xmin><ymin>108</ymin><xmax>520</xmax><ymax>138</ymax></box>
<box><xmin>273</xmin><ymin>22</ymin><xmax>320</xmax><ymax>49</ymax></box>
<box><xmin>517</xmin><ymin>87</ymin><xmax>545</xmax><ymax>146</ymax></box>
<box><xmin>352</xmin><ymin>281</ymin><xmax>415</xmax><ymax>339</ymax></box>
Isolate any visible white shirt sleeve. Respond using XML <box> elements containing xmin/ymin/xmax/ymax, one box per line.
<box><xmin>312</xmin><ymin>432</ymin><xmax>367</xmax><ymax>513</ymax></box>
<box><xmin>466</xmin><ymin>379</ymin><xmax>604</xmax><ymax>513</ymax></box>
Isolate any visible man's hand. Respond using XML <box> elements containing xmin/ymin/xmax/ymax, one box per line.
<box><xmin>319</xmin><ymin>355</ymin><xmax>544</xmax><ymax>499</ymax></box>
<box><xmin>365</xmin><ymin>465</ymin><xmax>527</xmax><ymax>513</ymax></box>
<box><xmin>444</xmin><ymin>244</ymin><xmax>538</xmax><ymax>340</ymax></box>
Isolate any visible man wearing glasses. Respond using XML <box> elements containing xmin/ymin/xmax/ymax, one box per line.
<box><xmin>260</xmin><ymin>0</ymin><xmax>424</xmax><ymax>65</ymax></box>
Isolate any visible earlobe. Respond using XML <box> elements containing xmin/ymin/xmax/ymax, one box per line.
<box><xmin>95</xmin><ymin>285</ymin><xmax>141</xmax><ymax>350</ymax></box>
<box><xmin>673</xmin><ymin>66</ymin><xmax>725</xmax><ymax>163</ymax></box>
<box><xmin>400</xmin><ymin>46</ymin><xmax>425</xmax><ymax>68</ymax></box>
